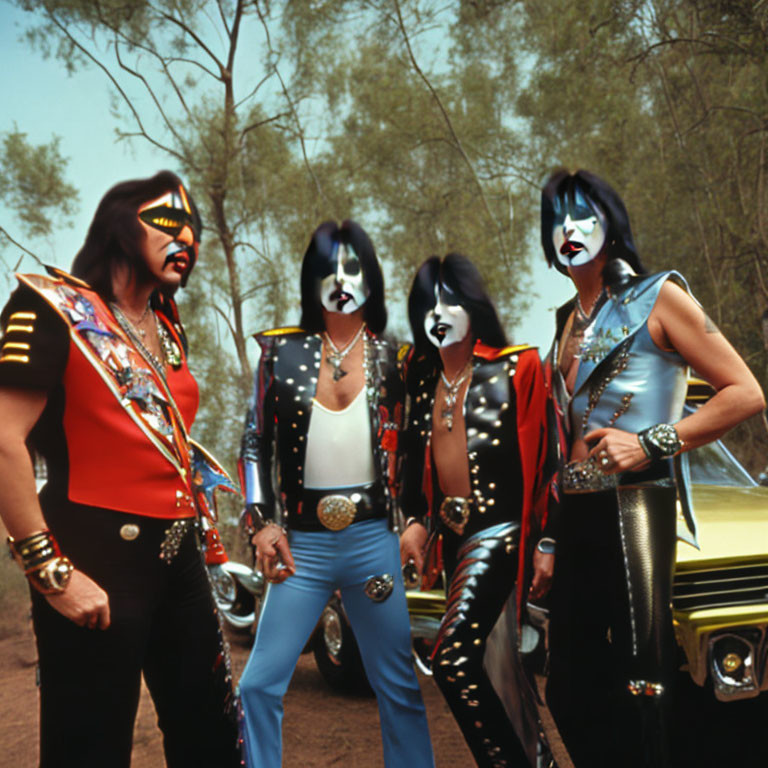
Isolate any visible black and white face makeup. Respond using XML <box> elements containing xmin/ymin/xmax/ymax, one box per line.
<box><xmin>424</xmin><ymin>281</ymin><xmax>471</xmax><ymax>349</ymax></box>
<box><xmin>552</xmin><ymin>185</ymin><xmax>607</xmax><ymax>269</ymax></box>
<box><xmin>319</xmin><ymin>241</ymin><xmax>370</xmax><ymax>314</ymax></box>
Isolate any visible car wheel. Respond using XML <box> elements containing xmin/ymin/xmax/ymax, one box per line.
<box><xmin>312</xmin><ymin>598</ymin><xmax>373</xmax><ymax>696</ymax></box>
<box><xmin>209</xmin><ymin>565</ymin><xmax>258</xmax><ymax>634</ymax></box>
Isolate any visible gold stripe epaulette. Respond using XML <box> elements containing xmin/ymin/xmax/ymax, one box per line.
<box><xmin>496</xmin><ymin>343</ymin><xmax>534</xmax><ymax>357</ymax></box>
<box><xmin>257</xmin><ymin>327</ymin><xmax>304</xmax><ymax>337</ymax></box>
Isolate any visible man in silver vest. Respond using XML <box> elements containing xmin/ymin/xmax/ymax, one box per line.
<box><xmin>541</xmin><ymin>169</ymin><xmax>764</xmax><ymax>768</ymax></box>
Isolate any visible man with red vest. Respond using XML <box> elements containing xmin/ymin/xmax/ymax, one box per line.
<box><xmin>0</xmin><ymin>172</ymin><xmax>239</xmax><ymax>767</ymax></box>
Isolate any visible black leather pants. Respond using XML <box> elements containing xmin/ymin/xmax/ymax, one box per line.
<box><xmin>32</xmin><ymin>500</ymin><xmax>240</xmax><ymax>768</ymax></box>
<box><xmin>546</xmin><ymin>486</ymin><xmax>677</xmax><ymax>768</ymax></box>
<box><xmin>432</xmin><ymin>522</ymin><xmax>531</xmax><ymax>768</ymax></box>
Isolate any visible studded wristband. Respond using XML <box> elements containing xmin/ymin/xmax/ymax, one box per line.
<box><xmin>637</xmin><ymin>423</ymin><xmax>683</xmax><ymax>462</ymax></box>
<box><xmin>8</xmin><ymin>530</ymin><xmax>73</xmax><ymax>595</ymax></box>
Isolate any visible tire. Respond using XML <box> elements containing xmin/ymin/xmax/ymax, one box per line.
<box><xmin>312</xmin><ymin>597</ymin><xmax>373</xmax><ymax>696</ymax></box>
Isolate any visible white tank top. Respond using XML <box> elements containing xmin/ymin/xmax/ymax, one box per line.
<box><xmin>303</xmin><ymin>387</ymin><xmax>376</xmax><ymax>489</ymax></box>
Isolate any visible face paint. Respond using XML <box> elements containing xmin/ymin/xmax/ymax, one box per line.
<box><xmin>319</xmin><ymin>242</ymin><xmax>370</xmax><ymax>314</ymax></box>
<box><xmin>138</xmin><ymin>186</ymin><xmax>199</xmax><ymax>283</ymax></box>
<box><xmin>552</xmin><ymin>185</ymin><xmax>607</xmax><ymax>269</ymax></box>
<box><xmin>423</xmin><ymin>281</ymin><xmax>471</xmax><ymax>349</ymax></box>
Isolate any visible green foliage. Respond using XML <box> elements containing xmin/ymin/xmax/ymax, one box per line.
<box><xmin>9</xmin><ymin>0</ymin><xmax>768</xmax><ymax>466</ymax></box>
<box><xmin>0</xmin><ymin>129</ymin><xmax>79</xmax><ymax>239</ymax></box>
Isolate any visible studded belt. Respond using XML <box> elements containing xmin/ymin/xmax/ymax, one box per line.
<box><xmin>562</xmin><ymin>457</ymin><xmax>674</xmax><ymax>494</ymax></box>
<box><xmin>293</xmin><ymin>483</ymin><xmax>386</xmax><ymax>532</ymax></box>
<box><xmin>562</xmin><ymin>457</ymin><xmax>618</xmax><ymax>493</ymax></box>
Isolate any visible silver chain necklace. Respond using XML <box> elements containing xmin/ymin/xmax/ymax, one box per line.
<box><xmin>323</xmin><ymin>323</ymin><xmax>366</xmax><ymax>382</ymax></box>
<box><xmin>112</xmin><ymin>304</ymin><xmax>166</xmax><ymax>375</ymax></box>
<box><xmin>439</xmin><ymin>361</ymin><xmax>472</xmax><ymax>432</ymax></box>
<box><xmin>113</xmin><ymin>301</ymin><xmax>152</xmax><ymax>338</ymax></box>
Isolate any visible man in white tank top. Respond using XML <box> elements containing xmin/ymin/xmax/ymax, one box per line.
<box><xmin>237</xmin><ymin>220</ymin><xmax>435</xmax><ymax>768</ymax></box>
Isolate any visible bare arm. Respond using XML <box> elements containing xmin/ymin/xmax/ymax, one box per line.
<box><xmin>0</xmin><ymin>387</ymin><xmax>110</xmax><ymax>629</ymax></box>
<box><xmin>650</xmin><ymin>281</ymin><xmax>765</xmax><ymax>448</ymax></box>
<box><xmin>587</xmin><ymin>281</ymin><xmax>764</xmax><ymax>470</ymax></box>
<box><xmin>0</xmin><ymin>387</ymin><xmax>51</xmax><ymax>537</ymax></box>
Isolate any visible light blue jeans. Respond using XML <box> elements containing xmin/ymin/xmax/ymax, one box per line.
<box><xmin>238</xmin><ymin>518</ymin><xmax>435</xmax><ymax>768</ymax></box>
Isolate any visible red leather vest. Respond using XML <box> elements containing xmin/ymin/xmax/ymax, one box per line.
<box><xmin>20</xmin><ymin>272</ymin><xmax>199</xmax><ymax>519</ymax></box>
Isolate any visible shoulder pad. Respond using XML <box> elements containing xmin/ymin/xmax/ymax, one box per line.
<box><xmin>474</xmin><ymin>341</ymin><xmax>536</xmax><ymax>361</ymax></box>
<box><xmin>43</xmin><ymin>266</ymin><xmax>91</xmax><ymax>288</ymax></box>
<box><xmin>497</xmin><ymin>343</ymin><xmax>536</xmax><ymax>358</ymax></box>
<box><xmin>254</xmin><ymin>326</ymin><xmax>305</xmax><ymax>339</ymax></box>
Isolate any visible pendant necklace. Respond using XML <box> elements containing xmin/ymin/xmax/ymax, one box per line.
<box><xmin>570</xmin><ymin>288</ymin><xmax>605</xmax><ymax>360</ymax></box>
<box><xmin>323</xmin><ymin>323</ymin><xmax>366</xmax><ymax>382</ymax></box>
<box><xmin>439</xmin><ymin>360</ymin><xmax>472</xmax><ymax>432</ymax></box>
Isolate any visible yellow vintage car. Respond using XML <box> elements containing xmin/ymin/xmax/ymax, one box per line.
<box><xmin>673</xmin><ymin>436</ymin><xmax>768</xmax><ymax>702</ymax></box>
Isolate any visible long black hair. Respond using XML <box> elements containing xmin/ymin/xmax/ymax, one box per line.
<box><xmin>541</xmin><ymin>169</ymin><xmax>646</xmax><ymax>276</ymax></box>
<box><xmin>299</xmin><ymin>219</ymin><xmax>387</xmax><ymax>334</ymax></box>
<box><xmin>408</xmin><ymin>253</ymin><xmax>507</xmax><ymax>364</ymax></box>
<box><xmin>71</xmin><ymin>170</ymin><xmax>201</xmax><ymax>302</ymax></box>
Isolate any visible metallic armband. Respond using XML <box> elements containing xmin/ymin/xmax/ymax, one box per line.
<box><xmin>536</xmin><ymin>537</ymin><xmax>556</xmax><ymax>555</ymax></box>
<box><xmin>637</xmin><ymin>423</ymin><xmax>683</xmax><ymax>462</ymax></box>
<box><xmin>241</xmin><ymin>460</ymin><xmax>267</xmax><ymax>508</ymax></box>
<box><xmin>8</xmin><ymin>530</ymin><xmax>73</xmax><ymax>595</ymax></box>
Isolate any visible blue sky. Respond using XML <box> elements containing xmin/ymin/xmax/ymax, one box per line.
<box><xmin>0</xmin><ymin>2</ymin><xmax>574</xmax><ymax>351</ymax></box>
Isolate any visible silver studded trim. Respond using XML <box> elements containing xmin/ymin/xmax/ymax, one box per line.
<box><xmin>159</xmin><ymin>519</ymin><xmax>193</xmax><ymax>564</ymax></box>
<box><xmin>562</xmin><ymin>457</ymin><xmax>618</xmax><ymax>492</ymax></box>
<box><xmin>581</xmin><ymin>337</ymin><xmax>633</xmax><ymax>433</ymax></box>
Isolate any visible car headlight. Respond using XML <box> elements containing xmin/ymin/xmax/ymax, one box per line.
<box><xmin>709</xmin><ymin>631</ymin><xmax>760</xmax><ymax>701</ymax></box>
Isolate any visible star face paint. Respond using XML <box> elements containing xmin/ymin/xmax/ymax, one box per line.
<box><xmin>423</xmin><ymin>282</ymin><xmax>471</xmax><ymax>349</ymax></box>
<box><xmin>552</xmin><ymin>185</ymin><xmax>607</xmax><ymax>269</ymax></box>
<box><xmin>319</xmin><ymin>241</ymin><xmax>370</xmax><ymax>314</ymax></box>
<box><xmin>138</xmin><ymin>186</ymin><xmax>199</xmax><ymax>284</ymax></box>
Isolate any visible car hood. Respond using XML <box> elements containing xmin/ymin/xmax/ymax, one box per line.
<box><xmin>677</xmin><ymin>485</ymin><xmax>768</xmax><ymax>569</ymax></box>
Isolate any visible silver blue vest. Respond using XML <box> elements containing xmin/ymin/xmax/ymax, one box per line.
<box><xmin>570</xmin><ymin>271</ymin><xmax>690</xmax><ymax>444</ymax></box>
<box><xmin>558</xmin><ymin>270</ymin><xmax>699</xmax><ymax>545</ymax></box>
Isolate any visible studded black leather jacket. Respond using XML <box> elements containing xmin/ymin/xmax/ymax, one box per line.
<box><xmin>400</xmin><ymin>342</ymin><xmax>556</xmax><ymax>576</ymax></box>
<box><xmin>239</xmin><ymin>328</ymin><xmax>407</xmax><ymax>530</ymax></box>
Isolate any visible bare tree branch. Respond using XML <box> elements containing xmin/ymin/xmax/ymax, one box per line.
<box><xmin>113</xmin><ymin>39</ymin><xmax>192</xmax><ymax>159</ymax></box>
<box><xmin>0</xmin><ymin>227</ymin><xmax>45</xmax><ymax>268</ymax></box>
<box><xmin>391</xmin><ymin>0</ymin><xmax>510</xmax><ymax>267</ymax></box>
<box><xmin>42</xmin><ymin>10</ymin><xmax>188</xmax><ymax>165</ymax></box>
<box><xmin>157</xmin><ymin>10</ymin><xmax>226</xmax><ymax>75</ymax></box>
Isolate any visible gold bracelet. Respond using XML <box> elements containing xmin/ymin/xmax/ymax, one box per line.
<box><xmin>8</xmin><ymin>530</ymin><xmax>74</xmax><ymax>595</ymax></box>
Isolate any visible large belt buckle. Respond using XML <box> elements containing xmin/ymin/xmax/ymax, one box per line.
<box><xmin>317</xmin><ymin>494</ymin><xmax>357</xmax><ymax>531</ymax></box>
<box><xmin>562</xmin><ymin>457</ymin><xmax>618</xmax><ymax>493</ymax></box>
<box><xmin>439</xmin><ymin>496</ymin><xmax>471</xmax><ymax>535</ymax></box>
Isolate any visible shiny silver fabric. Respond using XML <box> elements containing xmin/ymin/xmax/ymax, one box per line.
<box><xmin>570</xmin><ymin>271</ymin><xmax>691</xmax><ymax>447</ymax></box>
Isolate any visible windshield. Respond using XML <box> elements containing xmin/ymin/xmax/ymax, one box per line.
<box><xmin>688</xmin><ymin>441</ymin><xmax>757</xmax><ymax>487</ymax></box>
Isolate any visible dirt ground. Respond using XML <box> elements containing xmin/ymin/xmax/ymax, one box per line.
<box><xmin>0</xmin><ymin>618</ymin><xmax>476</xmax><ymax>768</ymax></box>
